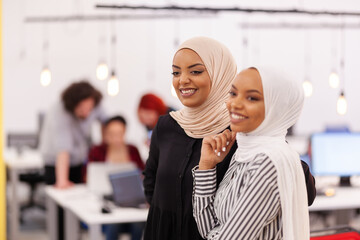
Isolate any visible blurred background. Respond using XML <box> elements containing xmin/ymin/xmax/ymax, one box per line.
<box><xmin>3</xmin><ymin>0</ymin><xmax>360</xmax><ymax>239</ymax></box>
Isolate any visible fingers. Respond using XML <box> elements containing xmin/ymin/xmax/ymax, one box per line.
<box><xmin>213</xmin><ymin>130</ymin><xmax>234</xmax><ymax>157</ymax></box>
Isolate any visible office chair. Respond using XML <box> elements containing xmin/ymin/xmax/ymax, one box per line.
<box><xmin>7</xmin><ymin>133</ymin><xmax>46</xmax><ymax>223</ymax></box>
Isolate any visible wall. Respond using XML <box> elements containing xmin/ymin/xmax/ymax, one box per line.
<box><xmin>3</xmin><ymin>0</ymin><xmax>360</xmax><ymax>152</ymax></box>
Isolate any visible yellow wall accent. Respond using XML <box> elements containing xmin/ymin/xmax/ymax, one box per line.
<box><xmin>0</xmin><ymin>0</ymin><xmax>6</xmax><ymax>238</ymax></box>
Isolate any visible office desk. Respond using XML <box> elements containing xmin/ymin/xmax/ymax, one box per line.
<box><xmin>309</xmin><ymin>187</ymin><xmax>360</xmax><ymax>211</ymax></box>
<box><xmin>309</xmin><ymin>176</ymin><xmax>360</xmax><ymax>225</ymax></box>
<box><xmin>4</xmin><ymin>150</ymin><xmax>43</xmax><ymax>240</ymax></box>
<box><xmin>45</xmin><ymin>185</ymin><xmax>148</xmax><ymax>240</ymax></box>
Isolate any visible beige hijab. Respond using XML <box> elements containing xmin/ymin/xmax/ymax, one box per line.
<box><xmin>170</xmin><ymin>37</ymin><xmax>237</xmax><ymax>138</ymax></box>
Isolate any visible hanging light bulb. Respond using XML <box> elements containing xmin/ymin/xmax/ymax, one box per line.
<box><xmin>107</xmin><ymin>71</ymin><xmax>119</xmax><ymax>96</ymax></box>
<box><xmin>96</xmin><ymin>62</ymin><xmax>109</xmax><ymax>81</ymax></box>
<box><xmin>302</xmin><ymin>80</ymin><xmax>313</xmax><ymax>97</ymax></box>
<box><xmin>329</xmin><ymin>71</ymin><xmax>340</xmax><ymax>89</ymax></box>
<box><xmin>40</xmin><ymin>67</ymin><xmax>51</xmax><ymax>87</ymax></box>
<box><xmin>337</xmin><ymin>91</ymin><xmax>347</xmax><ymax>115</ymax></box>
<box><xmin>171</xmin><ymin>85</ymin><xmax>178</xmax><ymax>98</ymax></box>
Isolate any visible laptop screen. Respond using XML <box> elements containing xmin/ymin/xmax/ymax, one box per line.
<box><xmin>109</xmin><ymin>169</ymin><xmax>146</xmax><ymax>207</ymax></box>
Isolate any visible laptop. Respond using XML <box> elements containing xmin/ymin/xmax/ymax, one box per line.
<box><xmin>108</xmin><ymin>169</ymin><xmax>147</xmax><ymax>208</ymax></box>
<box><xmin>87</xmin><ymin>162</ymin><xmax>136</xmax><ymax>196</ymax></box>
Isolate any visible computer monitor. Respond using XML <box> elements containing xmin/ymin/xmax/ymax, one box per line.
<box><xmin>311</xmin><ymin>132</ymin><xmax>360</xmax><ymax>186</ymax></box>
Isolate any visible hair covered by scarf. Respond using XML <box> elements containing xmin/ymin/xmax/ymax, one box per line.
<box><xmin>170</xmin><ymin>36</ymin><xmax>237</xmax><ymax>139</ymax></box>
<box><xmin>235</xmin><ymin>66</ymin><xmax>309</xmax><ymax>239</ymax></box>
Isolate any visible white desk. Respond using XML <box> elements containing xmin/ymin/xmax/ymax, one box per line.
<box><xmin>45</xmin><ymin>185</ymin><xmax>148</xmax><ymax>240</ymax></box>
<box><xmin>309</xmin><ymin>176</ymin><xmax>360</xmax><ymax>225</ymax></box>
<box><xmin>309</xmin><ymin>187</ymin><xmax>360</xmax><ymax>212</ymax></box>
<box><xmin>4</xmin><ymin>149</ymin><xmax>43</xmax><ymax>240</ymax></box>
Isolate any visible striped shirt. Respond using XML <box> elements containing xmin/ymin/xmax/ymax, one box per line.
<box><xmin>192</xmin><ymin>153</ymin><xmax>282</xmax><ymax>239</ymax></box>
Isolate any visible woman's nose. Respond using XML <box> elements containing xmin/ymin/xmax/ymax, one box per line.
<box><xmin>231</xmin><ymin>97</ymin><xmax>244</xmax><ymax>109</ymax></box>
<box><xmin>179</xmin><ymin>73</ymin><xmax>190</xmax><ymax>85</ymax></box>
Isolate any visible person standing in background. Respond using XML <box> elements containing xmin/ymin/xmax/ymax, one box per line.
<box><xmin>137</xmin><ymin>93</ymin><xmax>171</xmax><ymax>146</ymax></box>
<box><xmin>40</xmin><ymin>80</ymin><xmax>106</xmax><ymax>240</ymax></box>
<box><xmin>40</xmin><ymin>80</ymin><xmax>106</xmax><ymax>188</ymax></box>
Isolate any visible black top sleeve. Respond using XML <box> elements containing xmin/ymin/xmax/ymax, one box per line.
<box><xmin>143</xmin><ymin>120</ymin><xmax>160</xmax><ymax>204</ymax></box>
<box><xmin>301</xmin><ymin>160</ymin><xmax>316</xmax><ymax>206</ymax></box>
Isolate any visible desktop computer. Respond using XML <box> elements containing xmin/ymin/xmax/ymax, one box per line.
<box><xmin>311</xmin><ymin>132</ymin><xmax>360</xmax><ymax>186</ymax></box>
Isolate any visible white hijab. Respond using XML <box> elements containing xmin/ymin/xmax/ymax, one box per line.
<box><xmin>170</xmin><ymin>37</ymin><xmax>237</xmax><ymax>139</ymax></box>
<box><xmin>235</xmin><ymin>66</ymin><xmax>309</xmax><ymax>239</ymax></box>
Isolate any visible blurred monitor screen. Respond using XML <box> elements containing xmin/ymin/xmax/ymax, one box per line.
<box><xmin>311</xmin><ymin>132</ymin><xmax>360</xmax><ymax>176</ymax></box>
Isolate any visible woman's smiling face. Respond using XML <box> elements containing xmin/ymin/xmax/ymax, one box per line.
<box><xmin>226</xmin><ymin>68</ymin><xmax>265</xmax><ymax>133</ymax></box>
<box><xmin>172</xmin><ymin>49</ymin><xmax>211</xmax><ymax>108</ymax></box>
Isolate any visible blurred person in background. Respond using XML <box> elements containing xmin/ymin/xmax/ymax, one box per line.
<box><xmin>137</xmin><ymin>93</ymin><xmax>172</xmax><ymax>146</ymax></box>
<box><xmin>83</xmin><ymin>115</ymin><xmax>145</xmax><ymax>180</ymax></box>
<box><xmin>40</xmin><ymin>80</ymin><xmax>106</xmax><ymax>240</ymax></box>
<box><xmin>83</xmin><ymin>115</ymin><xmax>145</xmax><ymax>240</ymax></box>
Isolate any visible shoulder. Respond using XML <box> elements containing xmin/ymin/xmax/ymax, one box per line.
<box><xmin>156</xmin><ymin>114</ymin><xmax>185</xmax><ymax>136</ymax></box>
<box><xmin>248</xmin><ymin>154</ymin><xmax>278</xmax><ymax>180</ymax></box>
<box><xmin>127</xmin><ymin>144</ymin><xmax>140</xmax><ymax>153</ymax></box>
<box><xmin>89</xmin><ymin>144</ymin><xmax>107</xmax><ymax>155</ymax></box>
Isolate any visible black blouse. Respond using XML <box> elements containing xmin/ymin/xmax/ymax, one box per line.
<box><xmin>143</xmin><ymin>114</ymin><xmax>315</xmax><ymax>240</ymax></box>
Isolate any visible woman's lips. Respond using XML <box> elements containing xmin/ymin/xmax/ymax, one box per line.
<box><xmin>180</xmin><ymin>88</ymin><xmax>197</xmax><ymax>97</ymax></box>
<box><xmin>230</xmin><ymin>112</ymin><xmax>248</xmax><ymax>123</ymax></box>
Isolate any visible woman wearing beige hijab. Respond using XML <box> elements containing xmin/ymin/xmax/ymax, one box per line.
<box><xmin>142</xmin><ymin>37</ymin><xmax>315</xmax><ymax>240</ymax></box>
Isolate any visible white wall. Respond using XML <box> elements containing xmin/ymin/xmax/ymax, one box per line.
<box><xmin>3</xmin><ymin>0</ymin><xmax>360</xmax><ymax>152</ymax></box>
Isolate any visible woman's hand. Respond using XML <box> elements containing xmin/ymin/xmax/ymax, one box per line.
<box><xmin>199</xmin><ymin>129</ymin><xmax>236</xmax><ymax>170</ymax></box>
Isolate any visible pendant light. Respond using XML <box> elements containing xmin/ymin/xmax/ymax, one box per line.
<box><xmin>107</xmin><ymin>70</ymin><xmax>119</xmax><ymax>96</ymax></box>
<box><xmin>337</xmin><ymin>91</ymin><xmax>347</xmax><ymax>115</ymax></box>
<box><xmin>302</xmin><ymin>79</ymin><xmax>313</xmax><ymax>97</ymax></box>
<box><xmin>40</xmin><ymin>27</ymin><xmax>51</xmax><ymax>87</ymax></box>
<box><xmin>329</xmin><ymin>71</ymin><xmax>340</xmax><ymax>89</ymax></box>
<box><xmin>329</xmin><ymin>32</ymin><xmax>340</xmax><ymax>89</ymax></box>
<box><xmin>96</xmin><ymin>32</ymin><xmax>109</xmax><ymax>81</ymax></box>
<box><xmin>337</xmin><ymin>26</ymin><xmax>347</xmax><ymax>115</ymax></box>
<box><xmin>107</xmin><ymin>22</ymin><xmax>119</xmax><ymax>96</ymax></box>
<box><xmin>303</xmin><ymin>31</ymin><xmax>313</xmax><ymax>97</ymax></box>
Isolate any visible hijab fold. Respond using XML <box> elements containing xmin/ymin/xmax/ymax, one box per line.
<box><xmin>235</xmin><ymin>66</ymin><xmax>309</xmax><ymax>239</ymax></box>
<box><xmin>170</xmin><ymin>37</ymin><xmax>237</xmax><ymax>139</ymax></box>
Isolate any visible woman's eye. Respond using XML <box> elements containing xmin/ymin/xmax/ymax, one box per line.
<box><xmin>229</xmin><ymin>91</ymin><xmax>236</xmax><ymax>97</ymax></box>
<box><xmin>247</xmin><ymin>96</ymin><xmax>259</xmax><ymax>101</ymax></box>
<box><xmin>172</xmin><ymin>72</ymin><xmax>180</xmax><ymax>76</ymax></box>
<box><xmin>191</xmin><ymin>71</ymin><xmax>203</xmax><ymax>75</ymax></box>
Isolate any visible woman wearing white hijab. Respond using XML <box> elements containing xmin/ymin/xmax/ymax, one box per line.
<box><xmin>143</xmin><ymin>37</ymin><xmax>314</xmax><ymax>240</ymax></box>
<box><xmin>193</xmin><ymin>67</ymin><xmax>309</xmax><ymax>239</ymax></box>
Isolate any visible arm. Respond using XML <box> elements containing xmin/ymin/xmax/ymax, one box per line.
<box><xmin>55</xmin><ymin>151</ymin><xmax>74</xmax><ymax>189</ymax></box>
<box><xmin>193</xmin><ymin>158</ymin><xmax>281</xmax><ymax>240</ymax></box>
<box><xmin>142</xmin><ymin>122</ymin><xmax>160</xmax><ymax>204</ymax></box>
<box><xmin>301</xmin><ymin>160</ymin><xmax>316</xmax><ymax>206</ymax></box>
<box><xmin>192</xmin><ymin>167</ymin><xmax>219</xmax><ymax>238</ymax></box>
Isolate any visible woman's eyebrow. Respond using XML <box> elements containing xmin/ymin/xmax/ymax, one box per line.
<box><xmin>246</xmin><ymin>89</ymin><xmax>262</xmax><ymax>95</ymax></box>
<box><xmin>188</xmin><ymin>63</ymin><xmax>204</xmax><ymax>69</ymax></box>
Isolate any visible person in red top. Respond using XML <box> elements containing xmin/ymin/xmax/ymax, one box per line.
<box><xmin>84</xmin><ymin>115</ymin><xmax>144</xmax><ymax>181</ymax></box>
<box><xmin>83</xmin><ymin>115</ymin><xmax>145</xmax><ymax>240</ymax></box>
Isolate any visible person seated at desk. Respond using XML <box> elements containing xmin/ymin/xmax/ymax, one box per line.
<box><xmin>84</xmin><ymin>115</ymin><xmax>145</xmax><ymax>240</ymax></box>
<box><xmin>84</xmin><ymin>115</ymin><xmax>145</xmax><ymax>176</ymax></box>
